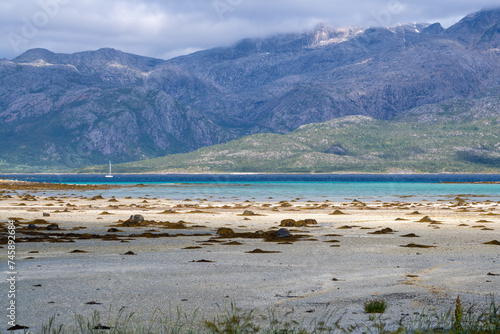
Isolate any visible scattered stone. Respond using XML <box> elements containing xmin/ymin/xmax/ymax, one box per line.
<box><xmin>352</xmin><ymin>199</ymin><xmax>364</xmax><ymax>204</ymax></box>
<box><xmin>7</xmin><ymin>325</ymin><xmax>30</xmax><ymax>331</ymax></box>
<box><xmin>275</xmin><ymin>228</ymin><xmax>291</xmax><ymax>238</ymax></box>
<box><xmin>223</xmin><ymin>241</ymin><xmax>244</xmax><ymax>245</ymax></box>
<box><xmin>400</xmin><ymin>243</ymin><xmax>436</xmax><ymax>248</ymax></box>
<box><xmin>484</xmin><ymin>240</ymin><xmax>500</xmax><ymax>246</ymax></box>
<box><xmin>85</xmin><ymin>301</ymin><xmax>102</xmax><ymax>305</ymax></box>
<box><xmin>46</xmin><ymin>223</ymin><xmax>59</xmax><ymax>230</ymax></box>
<box><xmin>216</xmin><ymin>227</ymin><xmax>235</xmax><ymax>236</ymax></box>
<box><xmin>94</xmin><ymin>324</ymin><xmax>111</xmax><ymax>330</ymax></box>
<box><xmin>27</xmin><ymin>223</ymin><xmax>38</xmax><ymax>230</ymax></box>
<box><xmin>418</xmin><ymin>216</ymin><xmax>435</xmax><ymax>222</ymax></box>
<box><xmin>160</xmin><ymin>209</ymin><xmax>177</xmax><ymax>214</ymax></box>
<box><xmin>107</xmin><ymin>228</ymin><xmax>121</xmax><ymax>233</ymax></box>
<box><xmin>369</xmin><ymin>228</ymin><xmax>396</xmax><ymax>234</ymax></box>
<box><xmin>29</xmin><ymin>219</ymin><xmax>49</xmax><ymax>224</ymax></box>
<box><xmin>123</xmin><ymin>251</ymin><xmax>136</xmax><ymax>255</ymax></box>
<box><xmin>121</xmin><ymin>214</ymin><xmax>145</xmax><ymax>227</ymax></box>
<box><xmin>245</xmin><ymin>249</ymin><xmax>281</xmax><ymax>254</ymax></box>
<box><xmin>242</xmin><ymin>210</ymin><xmax>255</xmax><ymax>216</ymax></box>
<box><xmin>329</xmin><ymin>210</ymin><xmax>345</xmax><ymax>215</ymax></box>
<box><xmin>69</xmin><ymin>250</ymin><xmax>88</xmax><ymax>253</ymax></box>
<box><xmin>129</xmin><ymin>214</ymin><xmax>144</xmax><ymax>222</ymax></box>
<box><xmin>400</xmin><ymin>233</ymin><xmax>420</xmax><ymax>238</ymax></box>
<box><xmin>191</xmin><ymin>259</ymin><xmax>214</xmax><ymax>263</ymax></box>
<box><xmin>42</xmin><ymin>212</ymin><xmax>50</xmax><ymax>217</ymax></box>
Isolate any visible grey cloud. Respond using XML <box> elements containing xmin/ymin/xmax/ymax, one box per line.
<box><xmin>1</xmin><ymin>0</ymin><xmax>499</xmax><ymax>60</ymax></box>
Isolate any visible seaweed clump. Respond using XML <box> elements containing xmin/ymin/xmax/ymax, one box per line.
<box><xmin>369</xmin><ymin>227</ymin><xmax>396</xmax><ymax>234</ymax></box>
<box><xmin>280</xmin><ymin>219</ymin><xmax>317</xmax><ymax>227</ymax></box>
<box><xmin>400</xmin><ymin>243</ymin><xmax>436</xmax><ymax>248</ymax></box>
<box><xmin>115</xmin><ymin>215</ymin><xmax>191</xmax><ymax>229</ymax></box>
<box><xmin>215</xmin><ymin>227</ymin><xmax>304</xmax><ymax>243</ymax></box>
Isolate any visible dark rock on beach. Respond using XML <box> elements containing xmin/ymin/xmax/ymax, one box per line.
<box><xmin>7</xmin><ymin>325</ymin><xmax>30</xmax><ymax>331</ymax></box>
<box><xmin>129</xmin><ymin>214</ymin><xmax>144</xmax><ymax>223</ymax></box>
<box><xmin>121</xmin><ymin>214</ymin><xmax>145</xmax><ymax>227</ymax></box>
<box><xmin>275</xmin><ymin>228</ymin><xmax>291</xmax><ymax>238</ymax></box>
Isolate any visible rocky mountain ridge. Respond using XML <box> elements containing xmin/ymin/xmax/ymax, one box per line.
<box><xmin>0</xmin><ymin>8</ymin><xmax>499</xmax><ymax>171</ymax></box>
<box><xmin>82</xmin><ymin>94</ymin><xmax>500</xmax><ymax>174</ymax></box>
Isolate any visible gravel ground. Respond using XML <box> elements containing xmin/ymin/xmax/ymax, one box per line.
<box><xmin>0</xmin><ymin>191</ymin><xmax>499</xmax><ymax>332</ymax></box>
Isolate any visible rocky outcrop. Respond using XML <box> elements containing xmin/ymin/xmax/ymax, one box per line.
<box><xmin>0</xmin><ymin>9</ymin><xmax>499</xmax><ymax>169</ymax></box>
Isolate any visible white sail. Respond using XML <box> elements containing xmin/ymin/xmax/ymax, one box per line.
<box><xmin>105</xmin><ymin>161</ymin><xmax>113</xmax><ymax>178</ymax></box>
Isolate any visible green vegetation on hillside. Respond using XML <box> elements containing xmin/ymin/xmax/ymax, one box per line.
<box><xmin>81</xmin><ymin>98</ymin><xmax>500</xmax><ymax>174</ymax></box>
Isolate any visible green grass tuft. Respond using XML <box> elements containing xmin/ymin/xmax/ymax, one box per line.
<box><xmin>363</xmin><ymin>299</ymin><xmax>388</xmax><ymax>314</ymax></box>
<box><xmin>6</xmin><ymin>296</ymin><xmax>500</xmax><ymax>334</ymax></box>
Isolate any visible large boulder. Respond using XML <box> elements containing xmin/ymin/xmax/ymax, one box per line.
<box><xmin>121</xmin><ymin>214</ymin><xmax>145</xmax><ymax>227</ymax></box>
<box><xmin>275</xmin><ymin>228</ymin><xmax>291</xmax><ymax>238</ymax></box>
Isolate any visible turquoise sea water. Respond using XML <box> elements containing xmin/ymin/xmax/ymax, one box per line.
<box><xmin>1</xmin><ymin>174</ymin><xmax>499</xmax><ymax>202</ymax></box>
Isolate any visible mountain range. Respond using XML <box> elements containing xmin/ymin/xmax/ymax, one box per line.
<box><xmin>0</xmin><ymin>8</ymin><xmax>499</xmax><ymax>172</ymax></box>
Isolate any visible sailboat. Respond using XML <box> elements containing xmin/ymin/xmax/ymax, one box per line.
<box><xmin>105</xmin><ymin>161</ymin><xmax>113</xmax><ymax>178</ymax></box>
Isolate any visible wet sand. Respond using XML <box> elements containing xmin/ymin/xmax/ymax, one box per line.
<box><xmin>0</xmin><ymin>184</ymin><xmax>499</xmax><ymax>331</ymax></box>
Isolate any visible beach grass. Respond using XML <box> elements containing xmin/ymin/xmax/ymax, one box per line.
<box><xmin>6</xmin><ymin>296</ymin><xmax>499</xmax><ymax>334</ymax></box>
<box><xmin>363</xmin><ymin>300</ymin><xmax>388</xmax><ymax>314</ymax></box>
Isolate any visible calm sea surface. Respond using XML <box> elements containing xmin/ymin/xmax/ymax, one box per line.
<box><xmin>1</xmin><ymin>174</ymin><xmax>499</xmax><ymax>202</ymax></box>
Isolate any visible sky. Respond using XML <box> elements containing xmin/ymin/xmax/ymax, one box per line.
<box><xmin>1</xmin><ymin>0</ymin><xmax>499</xmax><ymax>60</ymax></box>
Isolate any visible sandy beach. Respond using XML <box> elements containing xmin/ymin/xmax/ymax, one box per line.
<box><xmin>0</xmin><ymin>182</ymin><xmax>499</xmax><ymax>332</ymax></box>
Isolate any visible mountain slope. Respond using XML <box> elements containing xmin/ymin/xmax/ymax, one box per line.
<box><xmin>81</xmin><ymin>94</ymin><xmax>500</xmax><ymax>174</ymax></box>
<box><xmin>1</xmin><ymin>9</ymin><xmax>500</xmax><ymax>171</ymax></box>
<box><xmin>0</xmin><ymin>49</ymin><xmax>236</xmax><ymax>170</ymax></box>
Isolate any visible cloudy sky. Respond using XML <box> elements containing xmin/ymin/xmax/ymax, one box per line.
<box><xmin>1</xmin><ymin>0</ymin><xmax>499</xmax><ymax>60</ymax></box>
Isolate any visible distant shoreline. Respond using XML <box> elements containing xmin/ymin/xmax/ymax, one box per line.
<box><xmin>1</xmin><ymin>172</ymin><xmax>500</xmax><ymax>176</ymax></box>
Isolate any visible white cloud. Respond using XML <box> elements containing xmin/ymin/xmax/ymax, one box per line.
<box><xmin>1</xmin><ymin>0</ymin><xmax>499</xmax><ymax>60</ymax></box>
